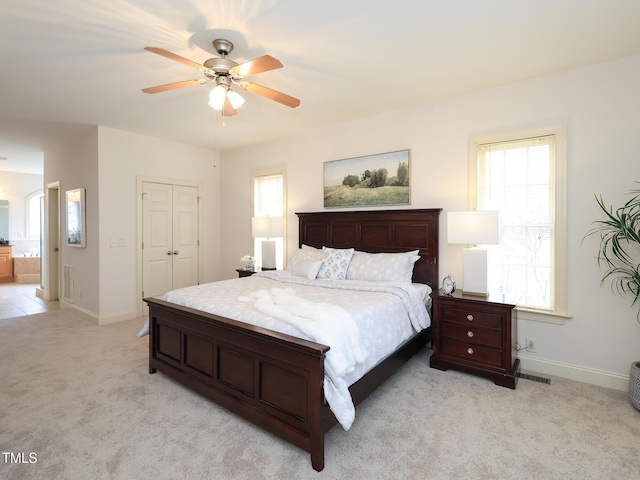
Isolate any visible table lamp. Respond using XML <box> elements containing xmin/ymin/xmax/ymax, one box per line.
<box><xmin>447</xmin><ymin>210</ymin><xmax>500</xmax><ymax>296</ymax></box>
<box><xmin>251</xmin><ymin>216</ymin><xmax>285</xmax><ymax>270</ymax></box>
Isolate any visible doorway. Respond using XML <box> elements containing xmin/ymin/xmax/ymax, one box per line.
<box><xmin>40</xmin><ymin>181</ymin><xmax>60</xmax><ymax>301</ymax></box>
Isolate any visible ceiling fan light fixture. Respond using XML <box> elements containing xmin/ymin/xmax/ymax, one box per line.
<box><xmin>208</xmin><ymin>85</ymin><xmax>226</xmax><ymax>110</ymax></box>
<box><xmin>227</xmin><ymin>89</ymin><xmax>245</xmax><ymax>109</ymax></box>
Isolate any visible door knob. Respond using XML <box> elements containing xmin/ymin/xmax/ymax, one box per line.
<box><xmin>173</xmin><ymin>251</ymin><xmax>179</xmax><ymax>255</ymax></box>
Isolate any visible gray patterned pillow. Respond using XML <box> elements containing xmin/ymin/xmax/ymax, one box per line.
<box><xmin>316</xmin><ymin>247</ymin><xmax>354</xmax><ymax>280</ymax></box>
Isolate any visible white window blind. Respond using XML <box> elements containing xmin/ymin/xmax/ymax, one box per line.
<box><xmin>470</xmin><ymin>124</ymin><xmax>568</xmax><ymax>324</ymax></box>
<box><xmin>253</xmin><ymin>171</ymin><xmax>285</xmax><ymax>269</ymax></box>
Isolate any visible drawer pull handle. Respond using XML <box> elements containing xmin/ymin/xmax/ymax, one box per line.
<box><xmin>467</xmin><ymin>331</ymin><xmax>474</xmax><ymax>338</ymax></box>
<box><xmin>467</xmin><ymin>348</ymin><xmax>474</xmax><ymax>355</ymax></box>
<box><xmin>467</xmin><ymin>314</ymin><xmax>474</xmax><ymax>321</ymax></box>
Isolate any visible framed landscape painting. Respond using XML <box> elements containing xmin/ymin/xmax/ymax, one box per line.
<box><xmin>323</xmin><ymin>149</ymin><xmax>410</xmax><ymax>208</ymax></box>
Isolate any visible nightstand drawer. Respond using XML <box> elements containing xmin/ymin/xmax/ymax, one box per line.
<box><xmin>438</xmin><ymin>305</ymin><xmax>502</xmax><ymax>330</ymax></box>
<box><xmin>440</xmin><ymin>338</ymin><xmax>503</xmax><ymax>367</ymax></box>
<box><xmin>440</xmin><ymin>323</ymin><xmax>503</xmax><ymax>348</ymax></box>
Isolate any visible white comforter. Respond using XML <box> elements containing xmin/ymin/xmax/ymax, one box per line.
<box><xmin>159</xmin><ymin>270</ymin><xmax>431</xmax><ymax>430</ymax></box>
<box><xmin>238</xmin><ymin>286</ymin><xmax>368</xmax><ymax>379</ymax></box>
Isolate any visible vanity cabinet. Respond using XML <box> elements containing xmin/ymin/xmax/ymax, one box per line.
<box><xmin>0</xmin><ymin>246</ymin><xmax>13</xmax><ymax>282</ymax></box>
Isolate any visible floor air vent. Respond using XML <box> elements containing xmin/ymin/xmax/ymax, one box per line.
<box><xmin>517</xmin><ymin>371</ymin><xmax>551</xmax><ymax>384</ymax></box>
<box><xmin>63</xmin><ymin>265</ymin><xmax>73</xmax><ymax>302</ymax></box>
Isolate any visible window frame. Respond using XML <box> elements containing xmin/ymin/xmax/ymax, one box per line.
<box><xmin>251</xmin><ymin>167</ymin><xmax>287</xmax><ymax>270</ymax></box>
<box><xmin>468</xmin><ymin>124</ymin><xmax>570</xmax><ymax>325</ymax></box>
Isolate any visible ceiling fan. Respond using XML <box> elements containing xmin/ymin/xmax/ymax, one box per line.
<box><xmin>142</xmin><ymin>38</ymin><xmax>300</xmax><ymax>116</ymax></box>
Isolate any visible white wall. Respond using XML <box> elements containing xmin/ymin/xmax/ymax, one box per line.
<box><xmin>97</xmin><ymin>127</ymin><xmax>221</xmax><ymax>322</ymax></box>
<box><xmin>44</xmin><ymin>126</ymin><xmax>220</xmax><ymax>324</ymax></box>
<box><xmin>220</xmin><ymin>54</ymin><xmax>640</xmax><ymax>390</ymax></box>
<box><xmin>45</xmin><ymin>127</ymin><xmax>100</xmax><ymax>315</ymax></box>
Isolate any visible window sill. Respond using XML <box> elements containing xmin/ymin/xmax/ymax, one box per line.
<box><xmin>516</xmin><ymin>307</ymin><xmax>572</xmax><ymax>325</ymax></box>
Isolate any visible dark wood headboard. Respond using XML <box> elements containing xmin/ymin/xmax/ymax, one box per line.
<box><xmin>296</xmin><ymin>209</ymin><xmax>441</xmax><ymax>289</ymax></box>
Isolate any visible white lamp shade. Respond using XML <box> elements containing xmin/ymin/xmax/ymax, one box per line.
<box><xmin>252</xmin><ymin>216</ymin><xmax>285</xmax><ymax>239</ymax></box>
<box><xmin>227</xmin><ymin>89</ymin><xmax>245</xmax><ymax>109</ymax></box>
<box><xmin>447</xmin><ymin>210</ymin><xmax>500</xmax><ymax>245</ymax></box>
<box><xmin>208</xmin><ymin>85</ymin><xmax>226</xmax><ymax>110</ymax></box>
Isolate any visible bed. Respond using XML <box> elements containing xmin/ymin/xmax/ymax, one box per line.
<box><xmin>144</xmin><ymin>208</ymin><xmax>441</xmax><ymax>471</ymax></box>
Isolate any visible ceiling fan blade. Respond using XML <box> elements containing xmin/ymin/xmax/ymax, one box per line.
<box><xmin>240</xmin><ymin>82</ymin><xmax>300</xmax><ymax>108</ymax></box>
<box><xmin>144</xmin><ymin>47</ymin><xmax>208</xmax><ymax>71</ymax></box>
<box><xmin>142</xmin><ymin>79</ymin><xmax>205</xmax><ymax>94</ymax></box>
<box><xmin>231</xmin><ymin>55</ymin><xmax>283</xmax><ymax>77</ymax></box>
<box><xmin>222</xmin><ymin>96</ymin><xmax>237</xmax><ymax>116</ymax></box>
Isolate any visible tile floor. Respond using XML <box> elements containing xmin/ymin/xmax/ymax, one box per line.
<box><xmin>0</xmin><ymin>283</ymin><xmax>60</xmax><ymax>319</ymax></box>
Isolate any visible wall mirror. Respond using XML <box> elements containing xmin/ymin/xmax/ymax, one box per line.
<box><xmin>0</xmin><ymin>200</ymin><xmax>8</xmax><ymax>242</ymax></box>
<box><xmin>66</xmin><ymin>188</ymin><xmax>86</xmax><ymax>247</ymax></box>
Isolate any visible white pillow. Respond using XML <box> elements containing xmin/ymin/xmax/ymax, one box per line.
<box><xmin>289</xmin><ymin>260</ymin><xmax>323</xmax><ymax>280</ymax></box>
<box><xmin>316</xmin><ymin>247</ymin><xmax>354</xmax><ymax>280</ymax></box>
<box><xmin>286</xmin><ymin>248</ymin><xmax>323</xmax><ymax>272</ymax></box>
<box><xmin>346</xmin><ymin>250</ymin><xmax>420</xmax><ymax>283</ymax></box>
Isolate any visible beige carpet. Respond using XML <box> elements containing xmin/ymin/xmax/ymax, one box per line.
<box><xmin>1</xmin><ymin>309</ymin><xmax>639</xmax><ymax>480</ymax></box>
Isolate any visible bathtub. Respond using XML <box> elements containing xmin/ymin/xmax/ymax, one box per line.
<box><xmin>13</xmin><ymin>256</ymin><xmax>41</xmax><ymax>284</ymax></box>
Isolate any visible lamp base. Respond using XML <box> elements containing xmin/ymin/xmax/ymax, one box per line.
<box><xmin>461</xmin><ymin>290</ymin><xmax>489</xmax><ymax>298</ymax></box>
<box><xmin>261</xmin><ymin>239</ymin><xmax>277</xmax><ymax>270</ymax></box>
<box><xmin>462</xmin><ymin>247</ymin><xmax>488</xmax><ymax>296</ymax></box>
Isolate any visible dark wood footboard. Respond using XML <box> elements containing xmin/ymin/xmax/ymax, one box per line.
<box><xmin>146</xmin><ymin>296</ymin><xmax>431</xmax><ymax>471</ymax></box>
<box><xmin>145</xmin><ymin>297</ymin><xmax>331</xmax><ymax>471</ymax></box>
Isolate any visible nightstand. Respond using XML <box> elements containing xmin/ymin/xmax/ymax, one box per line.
<box><xmin>236</xmin><ymin>268</ymin><xmax>257</xmax><ymax>278</ymax></box>
<box><xmin>236</xmin><ymin>266</ymin><xmax>277</xmax><ymax>277</ymax></box>
<box><xmin>430</xmin><ymin>289</ymin><xmax>520</xmax><ymax>388</ymax></box>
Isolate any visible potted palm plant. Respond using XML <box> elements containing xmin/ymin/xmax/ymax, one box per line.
<box><xmin>584</xmin><ymin>183</ymin><xmax>640</xmax><ymax>411</ymax></box>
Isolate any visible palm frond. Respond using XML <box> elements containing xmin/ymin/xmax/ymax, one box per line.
<box><xmin>583</xmin><ymin>182</ymin><xmax>640</xmax><ymax>322</ymax></box>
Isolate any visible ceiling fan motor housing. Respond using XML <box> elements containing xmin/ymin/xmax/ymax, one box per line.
<box><xmin>203</xmin><ymin>57</ymin><xmax>239</xmax><ymax>78</ymax></box>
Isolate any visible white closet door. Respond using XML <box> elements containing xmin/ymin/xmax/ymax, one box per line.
<box><xmin>171</xmin><ymin>185</ymin><xmax>199</xmax><ymax>290</ymax></box>
<box><xmin>143</xmin><ymin>182</ymin><xmax>199</xmax><ymax>301</ymax></box>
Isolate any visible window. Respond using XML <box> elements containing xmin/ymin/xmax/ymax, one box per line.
<box><xmin>26</xmin><ymin>190</ymin><xmax>44</xmax><ymax>238</ymax></box>
<box><xmin>252</xmin><ymin>169</ymin><xmax>286</xmax><ymax>269</ymax></box>
<box><xmin>469</xmin><ymin>124</ymin><xmax>569</xmax><ymax>324</ymax></box>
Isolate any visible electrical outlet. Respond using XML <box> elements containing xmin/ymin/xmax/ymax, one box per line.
<box><xmin>526</xmin><ymin>337</ymin><xmax>537</xmax><ymax>353</ymax></box>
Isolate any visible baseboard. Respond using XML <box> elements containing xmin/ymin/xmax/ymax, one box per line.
<box><xmin>518</xmin><ymin>354</ymin><xmax>630</xmax><ymax>392</ymax></box>
<box><xmin>60</xmin><ymin>300</ymin><xmax>99</xmax><ymax>325</ymax></box>
<box><xmin>59</xmin><ymin>300</ymin><xmax>138</xmax><ymax>326</ymax></box>
<box><xmin>96</xmin><ymin>309</ymin><xmax>139</xmax><ymax>326</ymax></box>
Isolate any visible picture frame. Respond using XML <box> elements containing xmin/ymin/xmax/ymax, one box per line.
<box><xmin>66</xmin><ymin>188</ymin><xmax>86</xmax><ymax>247</ymax></box>
<box><xmin>323</xmin><ymin>149</ymin><xmax>410</xmax><ymax>208</ymax></box>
